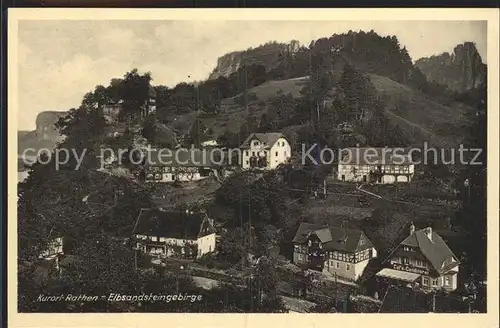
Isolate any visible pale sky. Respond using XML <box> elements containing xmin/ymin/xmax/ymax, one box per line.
<box><xmin>17</xmin><ymin>20</ymin><xmax>486</xmax><ymax>131</ymax></box>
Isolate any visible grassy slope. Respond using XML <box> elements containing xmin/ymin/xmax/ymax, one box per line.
<box><xmin>163</xmin><ymin>74</ymin><xmax>472</xmax><ymax>149</ymax></box>
<box><xmin>162</xmin><ymin>77</ymin><xmax>309</xmax><ymax>141</ymax></box>
<box><xmin>368</xmin><ymin>74</ymin><xmax>471</xmax><ymax>148</ymax></box>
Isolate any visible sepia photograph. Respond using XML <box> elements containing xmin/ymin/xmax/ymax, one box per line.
<box><xmin>8</xmin><ymin>8</ymin><xmax>499</xmax><ymax>326</ymax></box>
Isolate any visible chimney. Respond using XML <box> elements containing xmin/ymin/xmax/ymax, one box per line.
<box><xmin>409</xmin><ymin>222</ymin><xmax>415</xmax><ymax>235</ymax></box>
<box><xmin>426</xmin><ymin>227</ymin><xmax>432</xmax><ymax>241</ymax></box>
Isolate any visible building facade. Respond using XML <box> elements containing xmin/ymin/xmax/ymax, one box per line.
<box><xmin>337</xmin><ymin>147</ymin><xmax>415</xmax><ymax>184</ymax></box>
<box><xmin>144</xmin><ymin>148</ymin><xmax>219</xmax><ymax>183</ymax></box>
<box><xmin>132</xmin><ymin>209</ymin><xmax>216</xmax><ymax>259</ymax></box>
<box><xmin>376</xmin><ymin>223</ymin><xmax>460</xmax><ymax>291</ymax></box>
<box><xmin>99</xmin><ymin>103</ymin><xmax>123</xmax><ymax>124</ymax></box>
<box><xmin>39</xmin><ymin>237</ymin><xmax>64</xmax><ymax>260</ymax></box>
<box><xmin>240</xmin><ymin>133</ymin><xmax>291</xmax><ymax>170</ymax></box>
<box><xmin>292</xmin><ymin>222</ymin><xmax>377</xmax><ymax>281</ymax></box>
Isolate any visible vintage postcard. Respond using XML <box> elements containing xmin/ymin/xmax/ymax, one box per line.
<box><xmin>7</xmin><ymin>8</ymin><xmax>499</xmax><ymax>328</ymax></box>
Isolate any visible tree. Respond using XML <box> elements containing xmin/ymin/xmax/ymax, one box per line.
<box><xmin>141</xmin><ymin>115</ymin><xmax>157</xmax><ymax>142</ymax></box>
<box><xmin>454</xmin><ymin>83</ymin><xmax>487</xmax><ymax>280</ymax></box>
<box><xmin>216</xmin><ymin>225</ymin><xmax>253</xmax><ymax>265</ymax></box>
<box><xmin>187</xmin><ymin>118</ymin><xmax>208</xmax><ymax>147</ymax></box>
<box><xmin>215</xmin><ymin>172</ymin><xmax>288</xmax><ymax>229</ymax></box>
<box><xmin>57</xmin><ymin>236</ymin><xmax>139</xmax><ymax>312</ymax></box>
<box><xmin>119</xmin><ymin>69</ymin><xmax>152</xmax><ymax>121</ymax></box>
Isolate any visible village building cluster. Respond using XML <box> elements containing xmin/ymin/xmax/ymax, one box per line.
<box><xmin>38</xmin><ymin>99</ymin><xmax>463</xmax><ymax>310</ymax></box>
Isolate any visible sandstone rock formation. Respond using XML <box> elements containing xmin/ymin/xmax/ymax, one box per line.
<box><xmin>415</xmin><ymin>42</ymin><xmax>486</xmax><ymax>93</ymax></box>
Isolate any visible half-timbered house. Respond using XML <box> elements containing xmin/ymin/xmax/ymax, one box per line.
<box><xmin>292</xmin><ymin>222</ymin><xmax>377</xmax><ymax>281</ymax></box>
<box><xmin>132</xmin><ymin>209</ymin><xmax>216</xmax><ymax>259</ymax></box>
<box><xmin>337</xmin><ymin>147</ymin><xmax>415</xmax><ymax>184</ymax></box>
<box><xmin>144</xmin><ymin>148</ymin><xmax>221</xmax><ymax>183</ymax></box>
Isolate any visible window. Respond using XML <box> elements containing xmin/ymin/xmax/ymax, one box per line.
<box><xmin>275</xmin><ymin>151</ymin><xmax>278</xmax><ymax>156</ymax></box>
<box><xmin>423</xmin><ymin>277</ymin><xmax>429</xmax><ymax>286</ymax></box>
<box><xmin>432</xmin><ymin>279</ymin><xmax>439</xmax><ymax>286</ymax></box>
<box><xmin>245</xmin><ymin>151</ymin><xmax>249</xmax><ymax>156</ymax></box>
<box><xmin>346</xmin><ymin>264</ymin><xmax>350</xmax><ymax>270</ymax></box>
<box><xmin>336</xmin><ymin>262</ymin><xmax>340</xmax><ymax>269</ymax></box>
<box><xmin>402</xmin><ymin>257</ymin><xmax>410</xmax><ymax>265</ymax></box>
<box><xmin>252</xmin><ymin>151</ymin><xmax>256</xmax><ymax>156</ymax></box>
<box><xmin>330</xmin><ymin>260</ymin><xmax>334</xmax><ymax>266</ymax></box>
<box><xmin>416</xmin><ymin>259</ymin><xmax>425</xmax><ymax>268</ymax></box>
<box><xmin>341</xmin><ymin>175</ymin><xmax>345</xmax><ymax>181</ymax></box>
<box><xmin>298</xmin><ymin>254</ymin><xmax>303</xmax><ymax>260</ymax></box>
<box><xmin>445</xmin><ymin>276</ymin><xmax>451</xmax><ymax>286</ymax></box>
<box><xmin>403</xmin><ymin>247</ymin><xmax>410</xmax><ymax>252</ymax></box>
<box><xmin>246</xmin><ymin>160</ymin><xmax>249</xmax><ymax>165</ymax></box>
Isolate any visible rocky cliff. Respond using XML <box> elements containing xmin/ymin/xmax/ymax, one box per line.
<box><xmin>415</xmin><ymin>42</ymin><xmax>486</xmax><ymax>93</ymax></box>
<box><xmin>35</xmin><ymin>111</ymin><xmax>67</xmax><ymax>141</ymax></box>
<box><xmin>208</xmin><ymin>41</ymin><xmax>289</xmax><ymax>80</ymax></box>
<box><xmin>18</xmin><ymin>110</ymin><xmax>68</xmax><ymax>155</ymax></box>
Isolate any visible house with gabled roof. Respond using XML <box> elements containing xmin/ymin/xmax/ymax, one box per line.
<box><xmin>240</xmin><ymin>132</ymin><xmax>291</xmax><ymax>170</ymax></box>
<box><xmin>144</xmin><ymin>148</ymin><xmax>221</xmax><ymax>183</ymax></box>
<box><xmin>337</xmin><ymin>147</ymin><xmax>415</xmax><ymax>184</ymax></box>
<box><xmin>376</xmin><ymin>222</ymin><xmax>460</xmax><ymax>291</ymax></box>
<box><xmin>292</xmin><ymin>222</ymin><xmax>377</xmax><ymax>281</ymax></box>
<box><xmin>132</xmin><ymin>208</ymin><xmax>216</xmax><ymax>259</ymax></box>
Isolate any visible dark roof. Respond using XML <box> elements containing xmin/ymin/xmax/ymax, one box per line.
<box><xmin>240</xmin><ymin>133</ymin><xmax>285</xmax><ymax>149</ymax></box>
<box><xmin>339</xmin><ymin>147</ymin><xmax>413</xmax><ymax>165</ymax></box>
<box><xmin>146</xmin><ymin>148</ymin><xmax>220</xmax><ymax>167</ymax></box>
<box><xmin>399</xmin><ymin>227</ymin><xmax>459</xmax><ymax>274</ymax></box>
<box><xmin>132</xmin><ymin>209</ymin><xmax>211</xmax><ymax>240</ymax></box>
<box><xmin>292</xmin><ymin>222</ymin><xmax>374</xmax><ymax>253</ymax></box>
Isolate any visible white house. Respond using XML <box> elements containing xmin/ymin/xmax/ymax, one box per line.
<box><xmin>132</xmin><ymin>209</ymin><xmax>216</xmax><ymax>259</ymax></box>
<box><xmin>240</xmin><ymin>133</ymin><xmax>291</xmax><ymax>170</ymax></box>
<box><xmin>337</xmin><ymin>147</ymin><xmax>415</xmax><ymax>184</ymax></box>
<box><xmin>39</xmin><ymin>236</ymin><xmax>64</xmax><ymax>260</ymax></box>
<box><xmin>201</xmin><ymin>139</ymin><xmax>219</xmax><ymax>147</ymax></box>
<box><xmin>292</xmin><ymin>222</ymin><xmax>377</xmax><ymax>282</ymax></box>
